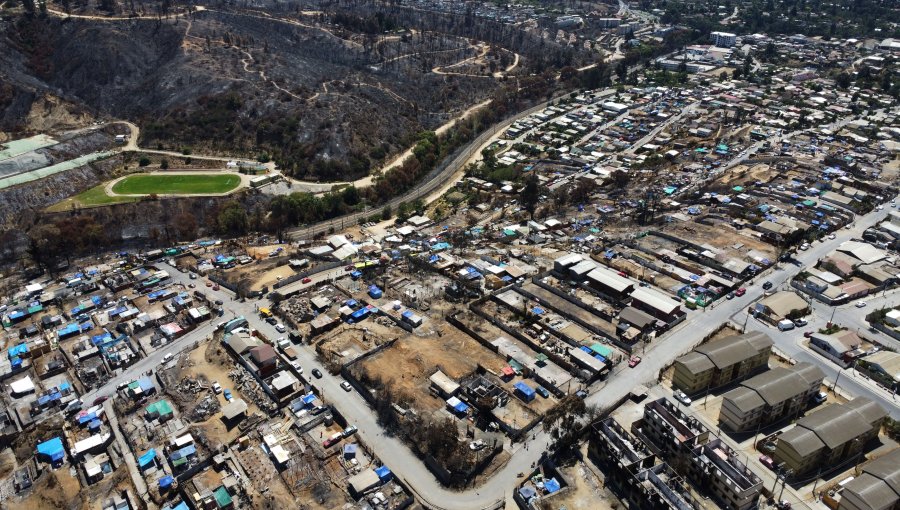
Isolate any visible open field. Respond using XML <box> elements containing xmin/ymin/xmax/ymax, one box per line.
<box><xmin>111</xmin><ymin>173</ymin><xmax>241</xmax><ymax>195</ymax></box>
<box><xmin>46</xmin><ymin>183</ymin><xmax>141</xmax><ymax>211</ymax></box>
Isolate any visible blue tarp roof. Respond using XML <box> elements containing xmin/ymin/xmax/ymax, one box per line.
<box><xmin>401</xmin><ymin>310</ymin><xmax>414</xmax><ymax>318</ymax></box>
<box><xmin>37</xmin><ymin>437</ymin><xmax>65</xmax><ymax>462</ymax></box>
<box><xmin>78</xmin><ymin>412</ymin><xmax>97</xmax><ymax>424</ymax></box>
<box><xmin>545</xmin><ymin>478</ymin><xmax>561</xmax><ymax>493</ymax></box>
<box><xmin>514</xmin><ymin>382</ymin><xmax>535</xmax><ymax>396</ymax></box>
<box><xmin>170</xmin><ymin>444</ymin><xmax>196</xmax><ymax>461</ymax></box>
<box><xmin>88</xmin><ymin>419</ymin><xmax>101</xmax><ymax>431</ymax></box>
<box><xmin>375</xmin><ymin>465</ymin><xmax>392</xmax><ymax>481</ymax></box>
<box><xmin>138</xmin><ymin>449</ymin><xmax>157</xmax><ymax>467</ymax></box>
<box><xmin>450</xmin><ymin>400</ymin><xmax>469</xmax><ymax>413</ymax></box>
<box><xmin>138</xmin><ymin>377</ymin><xmax>154</xmax><ymax>392</ymax></box>
<box><xmin>58</xmin><ymin>323</ymin><xmax>80</xmax><ymax>336</ymax></box>
<box><xmin>159</xmin><ymin>475</ymin><xmax>174</xmax><ymax>488</ymax></box>
<box><xmin>532</xmin><ymin>307</ymin><xmax>545</xmax><ymax>315</ymax></box>
<box><xmin>301</xmin><ymin>393</ymin><xmax>317</xmax><ymax>405</ymax></box>
<box><xmin>8</xmin><ymin>344</ymin><xmax>28</xmax><ymax>358</ymax></box>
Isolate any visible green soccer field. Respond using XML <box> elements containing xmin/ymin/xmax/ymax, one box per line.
<box><xmin>110</xmin><ymin>173</ymin><xmax>241</xmax><ymax>195</ymax></box>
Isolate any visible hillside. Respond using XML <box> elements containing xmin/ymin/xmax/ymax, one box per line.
<box><xmin>0</xmin><ymin>5</ymin><xmax>509</xmax><ymax>181</ymax></box>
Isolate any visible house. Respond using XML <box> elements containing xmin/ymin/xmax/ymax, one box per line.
<box><xmin>773</xmin><ymin>398</ymin><xmax>887</xmax><ymax>476</ymax></box>
<box><xmin>221</xmin><ymin>399</ymin><xmax>248</xmax><ymax>423</ymax></box>
<box><xmin>757</xmin><ymin>291</ymin><xmax>809</xmax><ymax>320</ymax></box>
<box><xmin>629</xmin><ymin>287</ymin><xmax>684</xmax><ymax>323</ymax></box>
<box><xmin>860</xmin><ymin>351</ymin><xmax>900</xmax><ymax>388</ymax></box>
<box><xmin>719</xmin><ymin>363</ymin><xmax>825</xmax><ymax>432</ymax></box>
<box><xmin>809</xmin><ymin>331</ymin><xmax>865</xmax><ymax>367</ymax></box>
<box><xmin>249</xmin><ymin>344</ymin><xmax>278</xmax><ymax>377</ymax></box>
<box><xmin>673</xmin><ymin>332</ymin><xmax>773</xmax><ymax>395</ymax></box>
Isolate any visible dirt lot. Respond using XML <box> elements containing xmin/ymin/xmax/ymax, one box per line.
<box><xmin>12</xmin><ymin>467</ymin><xmax>82</xmax><ymax>510</ymax></box>
<box><xmin>222</xmin><ymin>256</ymin><xmax>295</xmax><ymax>292</ymax></box>
<box><xmin>540</xmin><ymin>445</ymin><xmax>621</xmax><ymax>510</ymax></box>
<box><xmin>354</xmin><ymin>322</ymin><xmax>507</xmax><ymax>412</ymax></box>
<box><xmin>316</xmin><ymin>318</ymin><xmax>403</xmax><ymax>365</ymax></box>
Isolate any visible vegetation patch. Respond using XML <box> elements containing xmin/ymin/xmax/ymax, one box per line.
<box><xmin>111</xmin><ymin>173</ymin><xmax>241</xmax><ymax>195</ymax></box>
<box><xmin>46</xmin><ymin>184</ymin><xmax>140</xmax><ymax>212</ymax></box>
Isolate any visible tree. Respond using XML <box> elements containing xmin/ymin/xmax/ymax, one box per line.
<box><xmin>521</xmin><ymin>174</ymin><xmax>540</xmax><ymax>219</ymax></box>
<box><xmin>138</xmin><ymin>157</ymin><xmax>151</xmax><ymax>167</ymax></box>
<box><xmin>381</xmin><ymin>204</ymin><xmax>392</xmax><ymax>221</ymax></box>
<box><xmin>27</xmin><ymin>224</ymin><xmax>62</xmax><ymax>273</ymax></box>
<box><xmin>217</xmin><ymin>202</ymin><xmax>248</xmax><ymax>235</ymax></box>
<box><xmin>160</xmin><ymin>159</ymin><xmax>169</xmax><ymax>170</ymax></box>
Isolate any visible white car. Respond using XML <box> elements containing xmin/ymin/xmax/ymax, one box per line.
<box><xmin>856</xmin><ymin>301</ymin><xmax>867</xmax><ymax>308</ymax></box>
<box><xmin>877</xmin><ymin>205</ymin><xmax>884</xmax><ymax>210</ymax></box>
<box><xmin>289</xmin><ymin>360</ymin><xmax>303</xmax><ymax>373</ymax></box>
<box><xmin>828</xmin><ymin>234</ymin><xmax>836</xmax><ymax>240</ymax></box>
<box><xmin>212</xmin><ymin>382</ymin><xmax>222</xmax><ymax>394</ymax></box>
<box><xmin>275</xmin><ymin>323</ymin><xmax>286</xmax><ymax>333</ymax></box>
<box><xmin>162</xmin><ymin>352</ymin><xmax>174</xmax><ymax>363</ymax></box>
<box><xmin>674</xmin><ymin>390</ymin><xmax>692</xmax><ymax>405</ymax></box>
<box><xmin>799</xmin><ymin>243</ymin><xmax>810</xmax><ymax>251</ymax></box>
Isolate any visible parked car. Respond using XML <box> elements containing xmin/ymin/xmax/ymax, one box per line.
<box><xmin>189</xmin><ymin>273</ymin><xmax>197</xmax><ymax>280</ymax></box>
<box><xmin>223</xmin><ymin>389</ymin><xmax>233</xmax><ymax>402</ymax></box>
<box><xmin>469</xmin><ymin>439</ymin><xmax>485</xmax><ymax>451</ymax></box>
<box><xmin>214</xmin><ymin>299</ymin><xmax>223</xmax><ymax>305</ymax></box>
<box><xmin>265</xmin><ymin>317</ymin><xmax>277</xmax><ymax>325</ymax></box>
<box><xmin>575</xmin><ymin>390</ymin><xmax>588</xmax><ymax>399</ymax></box>
<box><xmin>188</xmin><ymin>283</ymin><xmax>196</xmax><ymax>289</ymax></box>
<box><xmin>212</xmin><ymin>285</ymin><xmax>220</xmax><ymax>291</ymax></box>
<box><xmin>804</xmin><ymin>331</ymin><xmax>813</xmax><ymax>338</ymax></box>
<box><xmin>762</xmin><ymin>281</ymin><xmax>773</xmax><ymax>290</ymax></box>
<box><xmin>212</xmin><ymin>382</ymin><xmax>222</xmax><ymax>394</ymax></box>
<box><xmin>302</xmin><ymin>277</ymin><xmax>312</xmax><ymax>284</ymax></box>
<box><xmin>811</xmin><ymin>392</ymin><xmax>827</xmax><ymax>404</ymax></box>
<box><xmin>310</xmin><ymin>405</ymin><xmax>328</xmax><ymax>415</ymax></box>
<box><xmin>275</xmin><ymin>323</ymin><xmax>286</xmax><ymax>333</ymax></box>
<box><xmin>856</xmin><ymin>301</ymin><xmax>868</xmax><ymax>308</ymax></box>
<box><xmin>793</xmin><ymin>318</ymin><xmax>808</xmax><ymax>327</ymax></box>
<box><xmin>92</xmin><ymin>396</ymin><xmax>108</xmax><ymax>406</ymax></box>
<box><xmin>735</xmin><ymin>287</ymin><xmax>746</xmax><ymax>297</ymax></box>
<box><xmin>628</xmin><ymin>356</ymin><xmax>642</xmax><ymax>368</ymax></box>
<box><xmin>162</xmin><ymin>352</ymin><xmax>174</xmax><ymax>363</ymax></box>
<box><xmin>205</xmin><ymin>282</ymin><xmax>213</xmax><ymax>287</ymax></box>
<box><xmin>674</xmin><ymin>390</ymin><xmax>692</xmax><ymax>405</ymax></box>
<box><xmin>289</xmin><ymin>360</ymin><xmax>303</xmax><ymax>373</ymax></box>
<box><xmin>535</xmin><ymin>386</ymin><xmax>550</xmax><ymax>398</ymax></box>
<box><xmin>323</xmin><ymin>433</ymin><xmax>342</xmax><ymax>448</ymax></box>
<box><xmin>340</xmin><ymin>381</ymin><xmax>352</xmax><ymax>392</ymax></box>
<box><xmin>343</xmin><ymin>425</ymin><xmax>358</xmax><ymax>437</ymax></box>
<box><xmin>312</xmin><ymin>368</ymin><xmax>323</xmax><ymax>378</ymax></box>
<box><xmin>726</xmin><ymin>292</ymin><xmax>735</xmax><ymax>300</ymax></box>
<box><xmin>759</xmin><ymin>455</ymin><xmax>776</xmax><ymax>470</ymax></box>
<box><xmin>828</xmin><ymin>233</ymin><xmax>836</xmax><ymax>240</ymax></box>
<box><xmin>345</xmin><ymin>265</ymin><xmax>354</xmax><ymax>271</ymax></box>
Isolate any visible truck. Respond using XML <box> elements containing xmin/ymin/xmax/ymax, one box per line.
<box><xmin>777</xmin><ymin>319</ymin><xmax>795</xmax><ymax>331</ymax></box>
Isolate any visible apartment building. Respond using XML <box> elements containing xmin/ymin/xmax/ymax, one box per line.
<box><xmin>673</xmin><ymin>332</ymin><xmax>773</xmax><ymax>395</ymax></box>
<box><xmin>838</xmin><ymin>447</ymin><xmax>900</xmax><ymax>510</ymax></box>
<box><xmin>719</xmin><ymin>363</ymin><xmax>825</xmax><ymax>432</ymax></box>
<box><xmin>595</xmin><ymin>399</ymin><xmax>763</xmax><ymax>510</ymax></box>
<box><xmin>589</xmin><ymin>417</ymin><xmax>697</xmax><ymax>510</ymax></box>
<box><xmin>634</xmin><ymin>398</ymin><xmax>711</xmax><ymax>461</ymax></box>
<box><xmin>689</xmin><ymin>438</ymin><xmax>764</xmax><ymax>510</ymax></box>
<box><xmin>774</xmin><ymin>398</ymin><xmax>888</xmax><ymax>477</ymax></box>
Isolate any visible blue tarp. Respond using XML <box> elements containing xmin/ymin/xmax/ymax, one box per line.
<box><xmin>375</xmin><ymin>465</ymin><xmax>393</xmax><ymax>482</ymax></box>
<box><xmin>450</xmin><ymin>399</ymin><xmax>469</xmax><ymax>413</ymax></box>
<box><xmin>78</xmin><ymin>412</ymin><xmax>97</xmax><ymax>425</ymax></box>
<box><xmin>159</xmin><ymin>475</ymin><xmax>174</xmax><ymax>488</ymax></box>
<box><xmin>532</xmin><ymin>307</ymin><xmax>545</xmax><ymax>315</ymax></box>
<box><xmin>544</xmin><ymin>478</ymin><xmax>561</xmax><ymax>493</ymax></box>
<box><xmin>401</xmin><ymin>310</ymin><xmax>414</xmax><ymax>318</ymax></box>
<box><xmin>57</xmin><ymin>323</ymin><xmax>80</xmax><ymax>337</ymax></box>
<box><xmin>37</xmin><ymin>437</ymin><xmax>65</xmax><ymax>462</ymax></box>
<box><xmin>138</xmin><ymin>377</ymin><xmax>155</xmax><ymax>393</ymax></box>
<box><xmin>170</xmin><ymin>444</ymin><xmax>196</xmax><ymax>461</ymax></box>
<box><xmin>80</xmin><ymin>322</ymin><xmax>93</xmax><ymax>332</ymax></box>
<box><xmin>8</xmin><ymin>344</ymin><xmax>28</xmax><ymax>359</ymax></box>
<box><xmin>88</xmin><ymin>419</ymin><xmax>101</xmax><ymax>431</ymax></box>
<box><xmin>514</xmin><ymin>382</ymin><xmax>536</xmax><ymax>401</ymax></box>
<box><xmin>301</xmin><ymin>393</ymin><xmax>317</xmax><ymax>405</ymax></box>
<box><xmin>138</xmin><ymin>449</ymin><xmax>157</xmax><ymax>468</ymax></box>
<box><xmin>368</xmin><ymin>285</ymin><xmax>383</xmax><ymax>299</ymax></box>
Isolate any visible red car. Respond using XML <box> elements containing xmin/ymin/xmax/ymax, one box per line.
<box><xmin>345</xmin><ymin>265</ymin><xmax>354</xmax><ymax>271</ymax></box>
<box><xmin>735</xmin><ymin>287</ymin><xmax>746</xmax><ymax>297</ymax></box>
<box><xmin>628</xmin><ymin>356</ymin><xmax>642</xmax><ymax>368</ymax></box>
<box><xmin>302</xmin><ymin>277</ymin><xmax>312</xmax><ymax>284</ymax></box>
<box><xmin>205</xmin><ymin>282</ymin><xmax>213</xmax><ymax>287</ymax></box>
<box><xmin>92</xmin><ymin>396</ymin><xmax>109</xmax><ymax>406</ymax></box>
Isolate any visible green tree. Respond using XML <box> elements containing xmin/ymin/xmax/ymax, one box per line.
<box><xmin>217</xmin><ymin>202</ymin><xmax>248</xmax><ymax>235</ymax></box>
<box><xmin>521</xmin><ymin>174</ymin><xmax>540</xmax><ymax>219</ymax></box>
<box><xmin>138</xmin><ymin>157</ymin><xmax>151</xmax><ymax>167</ymax></box>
